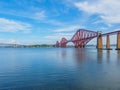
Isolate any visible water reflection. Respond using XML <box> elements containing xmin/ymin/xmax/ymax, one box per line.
<box><xmin>97</xmin><ymin>50</ymin><xmax>103</xmax><ymax>64</ymax></box>
<box><xmin>74</xmin><ymin>48</ymin><xmax>86</xmax><ymax>64</ymax></box>
<box><xmin>56</xmin><ymin>48</ymin><xmax>67</xmax><ymax>60</ymax></box>
<box><xmin>1</xmin><ymin>48</ymin><xmax>120</xmax><ymax>89</ymax></box>
<box><xmin>61</xmin><ymin>49</ymin><xmax>67</xmax><ymax>59</ymax></box>
<box><xmin>57</xmin><ymin>48</ymin><xmax>120</xmax><ymax>65</ymax></box>
<box><xmin>106</xmin><ymin>50</ymin><xmax>110</xmax><ymax>63</ymax></box>
<box><xmin>117</xmin><ymin>50</ymin><xmax>120</xmax><ymax>63</ymax></box>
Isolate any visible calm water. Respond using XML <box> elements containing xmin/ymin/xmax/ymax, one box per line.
<box><xmin>0</xmin><ymin>47</ymin><xmax>120</xmax><ymax>90</ymax></box>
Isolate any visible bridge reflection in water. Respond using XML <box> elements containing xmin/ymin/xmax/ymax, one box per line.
<box><xmin>55</xmin><ymin>48</ymin><xmax>120</xmax><ymax>90</ymax></box>
<box><xmin>56</xmin><ymin>48</ymin><xmax>120</xmax><ymax>65</ymax></box>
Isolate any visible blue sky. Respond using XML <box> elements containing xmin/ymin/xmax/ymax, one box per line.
<box><xmin>0</xmin><ymin>0</ymin><xmax>120</xmax><ymax>45</ymax></box>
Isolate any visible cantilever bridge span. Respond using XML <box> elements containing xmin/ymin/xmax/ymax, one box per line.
<box><xmin>56</xmin><ymin>29</ymin><xmax>120</xmax><ymax>49</ymax></box>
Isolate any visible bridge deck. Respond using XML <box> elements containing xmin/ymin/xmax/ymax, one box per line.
<box><xmin>102</xmin><ymin>30</ymin><xmax>120</xmax><ymax>36</ymax></box>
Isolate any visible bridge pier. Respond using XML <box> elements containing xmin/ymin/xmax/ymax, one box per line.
<box><xmin>61</xmin><ymin>43</ymin><xmax>67</xmax><ymax>48</ymax></box>
<box><xmin>116</xmin><ymin>32</ymin><xmax>120</xmax><ymax>50</ymax></box>
<box><xmin>60</xmin><ymin>38</ymin><xmax>67</xmax><ymax>48</ymax></box>
<box><xmin>75</xmin><ymin>42</ymin><xmax>80</xmax><ymax>48</ymax></box>
<box><xmin>74</xmin><ymin>42</ymin><xmax>85</xmax><ymax>48</ymax></box>
<box><xmin>97</xmin><ymin>32</ymin><xmax>103</xmax><ymax>49</ymax></box>
<box><xmin>106</xmin><ymin>35</ymin><xmax>111</xmax><ymax>50</ymax></box>
<box><xmin>56</xmin><ymin>41</ymin><xmax>60</xmax><ymax>47</ymax></box>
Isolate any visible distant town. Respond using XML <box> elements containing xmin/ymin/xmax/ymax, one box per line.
<box><xmin>0</xmin><ymin>43</ymin><xmax>116</xmax><ymax>48</ymax></box>
<box><xmin>0</xmin><ymin>43</ymin><xmax>55</xmax><ymax>48</ymax></box>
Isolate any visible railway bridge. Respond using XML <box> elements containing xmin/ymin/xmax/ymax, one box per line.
<box><xmin>56</xmin><ymin>29</ymin><xmax>120</xmax><ymax>50</ymax></box>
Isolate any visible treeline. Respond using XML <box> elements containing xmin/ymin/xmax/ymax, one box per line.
<box><xmin>28</xmin><ymin>44</ymin><xmax>55</xmax><ymax>47</ymax></box>
<box><xmin>0</xmin><ymin>44</ymin><xmax>55</xmax><ymax>48</ymax></box>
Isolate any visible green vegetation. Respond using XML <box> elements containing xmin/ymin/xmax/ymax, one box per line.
<box><xmin>0</xmin><ymin>44</ymin><xmax>55</xmax><ymax>48</ymax></box>
<box><xmin>29</xmin><ymin>44</ymin><xmax>55</xmax><ymax>48</ymax></box>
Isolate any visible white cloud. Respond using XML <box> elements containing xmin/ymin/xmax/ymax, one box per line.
<box><xmin>0</xmin><ymin>38</ymin><xmax>21</xmax><ymax>44</ymax></box>
<box><xmin>46</xmin><ymin>20</ymin><xmax>65</xmax><ymax>26</ymax></box>
<box><xmin>7</xmin><ymin>39</ymin><xmax>20</xmax><ymax>44</ymax></box>
<box><xmin>33</xmin><ymin>11</ymin><xmax>46</xmax><ymax>20</ymax></box>
<box><xmin>74</xmin><ymin>0</ymin><xmax>120</xmax><ymax>24</ymax></box>
<box><xmin>0</xmin><ymin>18</ymin><xmax>32</xmax><ymax>32</ymax></box>
<box><xmin>44</xmin><ymin>32</ymin><xmax>74</xmax><ymax>41</ymax></box>
<box><xmin>54</xmin><ymin>25</ymin><xmax>84</xmax><ymax>33</ymax></box>
<box><xmin>45</xmin><ymin>25</ymin><xmax>84</xmax><ymax>42</ymax></box>
<box><xmin>113</xmin><ymin>28</ymin><xmax>120</xmax><ymax>32</ymax></box>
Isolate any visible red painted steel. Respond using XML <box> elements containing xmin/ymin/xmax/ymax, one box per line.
<box><xmin>55</xmin><ymin>29</ymin><xmax>120</xmax><ymax>48</ymax></box>
<box><xmin>60</xmin><ymin>37</ymin><xmax>68</xmax><ymax>47</ymax></box>
<box><xmin>102</xmin><ymin>30</ymin><xmax>120</xmax><ymax>36</ymax></box>
<box><xmin>70</xmin><ymin>29</ymin><xmax>97</xmax><ymax>48</ymax></box>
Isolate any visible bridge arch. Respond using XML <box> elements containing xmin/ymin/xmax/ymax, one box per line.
<box><xmin>60</xmin><ymin>37</ymin><xmax>68</xmax><ymax>47</ymax></box>
<box><xmin>56</xmin><ymin>29</ymin><xmax>120</xmax><ymax>49</ymax></box>
<box><xmin>71</xmin><ymin>29</ymin><xmax>98</xmax><ymax>48</ymax></box>
<box><xmin>56</xmin><ymin>29</ymin><xmax>98</xmax><ymax>48</ymax></box>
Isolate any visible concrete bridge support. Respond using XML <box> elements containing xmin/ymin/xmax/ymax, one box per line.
<box><xmin>106</xmin><ymin>35</ymin><xmax>111</xmax><ymax>50</ymax></box>
<box><xmin>116</xmin><ymin>32</ymin><xmax>120</xmax><ymax>50</ymax></box>
<box><xmin>97</xmin><ymin>32</ymin><xmax>103</xmax><ymax>49</ymax></box>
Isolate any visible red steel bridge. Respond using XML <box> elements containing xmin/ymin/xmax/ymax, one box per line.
<box><xmin>56</xmin><ymin>29</ymin><xmax>120</xmax><ymax>50</ymax></box>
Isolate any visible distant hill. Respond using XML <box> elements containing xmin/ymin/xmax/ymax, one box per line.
<box><xmin>0</xmin><ymin>43</ymin><xmax>55</xmax><ymax>48</ymax></box>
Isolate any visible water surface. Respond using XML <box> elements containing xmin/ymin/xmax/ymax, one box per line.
<box><xmin>0</xmin><ymin>47</ymin><xmax>120</xmax><ymax>90</ymax></box>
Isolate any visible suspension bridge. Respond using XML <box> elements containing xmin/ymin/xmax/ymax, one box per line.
<box><xmin>55</xmin><ymin>29</ymin><xmax>120</xmax><ymax>50</ymax></box>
